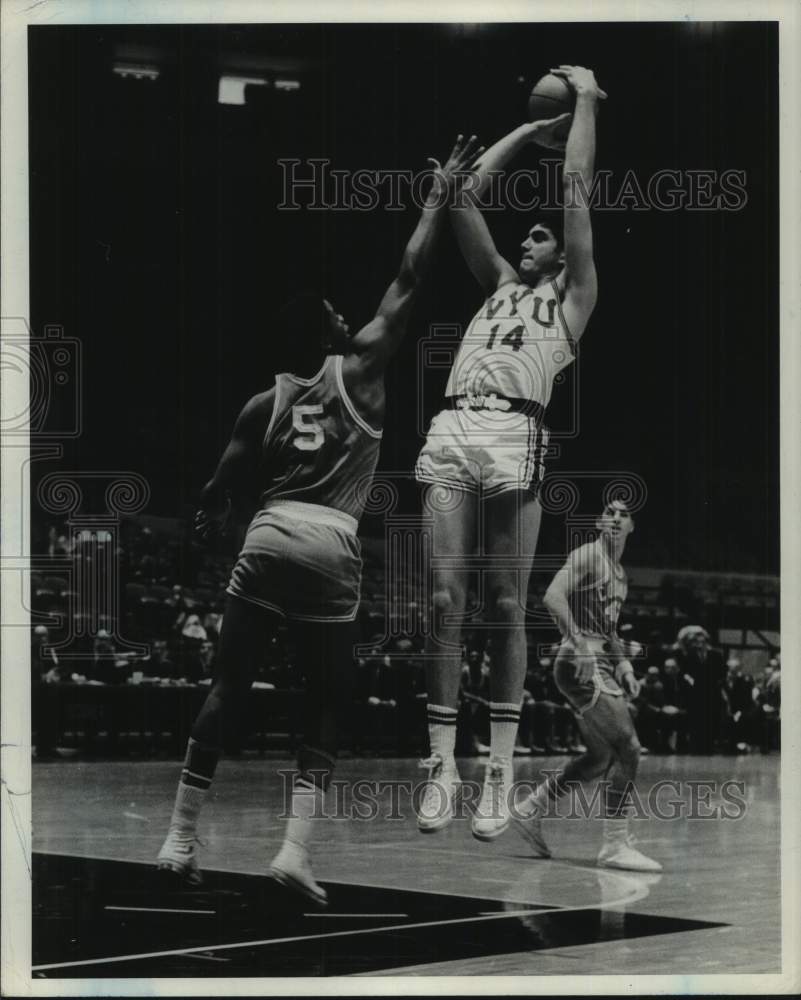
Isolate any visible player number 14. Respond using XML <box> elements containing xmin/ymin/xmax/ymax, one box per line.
<box><xmin>486</xmin><ymin>323</ymin><xmax>525</xmax><ymax>352</ymax></box>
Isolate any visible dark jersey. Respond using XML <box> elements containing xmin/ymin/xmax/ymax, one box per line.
<box><xmin>259</xmin><ymin>354</ymin><xmax>382</xmax><ymax>522</ymax></box>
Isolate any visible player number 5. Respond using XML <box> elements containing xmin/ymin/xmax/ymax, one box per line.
<box><xmin>292</xmin><ymin>404</ymin><xmax>324</xmax><ymax>451</ymax></box>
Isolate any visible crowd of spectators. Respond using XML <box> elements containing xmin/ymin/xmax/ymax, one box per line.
<box><xmin>31</xmin><ymin>519</ymin><xmax>781</xmax><ymax>759</ymax></box>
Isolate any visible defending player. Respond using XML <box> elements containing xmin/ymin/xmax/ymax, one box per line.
<box><xmin>515</xmin><ymin>499</ymin><xmax>662</xmax><ymax>872</ymax></box>
<box><xmin>415</xmin><ymin>66</ymin><xmax>606</xmax><ymax>839</ymax></box>
<box><xmin>156</xmin><ymin>136</ymin><xmax>483</xmax><ymax>905</ymax></box>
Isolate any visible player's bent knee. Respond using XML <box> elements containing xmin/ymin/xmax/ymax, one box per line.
<box><xmin>489</xmin><ymin>593</ymin><xmax>525</xmax><ymax>625</ymax></box>
<box><xmin>431</xmin><ymin>586</ymin><xmax>463</xmax><ymax>619</ymax></box>
<box><xmin>617</xmin><ymin>733</ymin><xmax>641</xmax><ymax>766</ymax></box>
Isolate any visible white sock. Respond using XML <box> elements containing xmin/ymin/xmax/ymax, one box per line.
<box><xmin>489</xmin><ymin>702</ymin><xmax>521</xmax><ymax>763</ymax></box>
<box><xmin>602</xmin><ymin>814</ymin><xmax>632</xmax><ymax>847</ymax></box>
<box><xmin>426</xmin><ymin>703</ymin><xmax>458</xmax><ymax>767</ymax></box>
<box><xmin>168</xmin><ymin>781</ymin><xmax>207</xmax><ymax>835</ymax></box>
<box><xmin>281</xmin><ymin>778</ymin><xmax>325</xmax><ymax>853</ymax></box>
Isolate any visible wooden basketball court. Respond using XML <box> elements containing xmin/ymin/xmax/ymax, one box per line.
<box><xmin>30</xmin><ymin>752</ymin><xmax>780</xmax><ymax>978</ymax></box>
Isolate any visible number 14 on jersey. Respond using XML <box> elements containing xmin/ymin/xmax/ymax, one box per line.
<box><xmin>486</xmin><ymin>323</ymin><xmax>525</xmax><ymax>352</ymax></box>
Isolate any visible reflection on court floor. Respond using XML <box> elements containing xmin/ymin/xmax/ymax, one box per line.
<box><xmin>32</xmin><ymin>853</ymin><xmax>723</xmax><ymax>977</ymax></box>
<box><xmin>31</xmin><ymin>754</ymin><xmax>780</xmax><ymax>977</ymax></box>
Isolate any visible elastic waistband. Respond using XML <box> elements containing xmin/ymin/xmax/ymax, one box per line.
<box><xmin>254</xmin><ymin>500</ymin><xmax>358</xmax><ymax>536</ymax></box>
<box><xmin>559</xmin><ymin>636</ymin><xmax>612</xmax><ymax>655</ymax></box>
<box><xmin>446</xmin><ymin>395</ymin><xmax>545</xmax><ymax>421</ymax></box>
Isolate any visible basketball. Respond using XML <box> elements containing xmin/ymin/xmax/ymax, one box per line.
<box><xmin>528</xmin><ymin>73</ymin><xmax>574</xmax><ymax>146</ymax></box>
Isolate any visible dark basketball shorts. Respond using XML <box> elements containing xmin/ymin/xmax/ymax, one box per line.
<box><xmin>553</xmin><ymin>638</ymin><xmax>625</xmax><ymax>717</ymax></box>
<box><xmin>226</xmin><ymin>500</ymin><xmax>362</xmax><ymax>623</ymax></box>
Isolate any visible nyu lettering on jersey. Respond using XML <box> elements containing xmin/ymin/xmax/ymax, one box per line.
<box><xmin>569</xmin><ymin>550</ymin><xmax>628</xmax><ymax>639</ymax></box>
<box><xmin>445</xmin><ymin>279</ymin><xmax>575</xmax><ymax>406</ymax></box>
<box><xmin>259</xmin><ymin>354</ymin><xmax>382</xmax><ymax>522</ymax></box>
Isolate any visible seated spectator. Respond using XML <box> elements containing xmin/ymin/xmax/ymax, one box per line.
<box><xmin>660</xmin><ymin>657</ymin><xmax>690</xmax><ymax>752</ymax></box>
<box><xmin>31</xmin><ymin>626</ymin><xmax>62</xmax><ymax>758</ymax></box>
<box><xmin>142</xmin><ymin>638</ymin><xmax>176</xmax><ymax>679</ymax></box>
<box><xmin>634</xmin><ymin>666</ymin><xmax>665</xmax><ymax>752</ymax></box>
<box><xmin>755</xmin><ymin>657</ymin><xmax>780</xmax><ymax>753</ymax></box>
<box><xmin>32</xmin><ymin>624</ymin><xmax>62</xmax><ymax>683</ymax></box>
<box><xmin>180</xmin><ymin>639</ymin><xmax>217</xmax><ymax>684</ymax></box>
<box><xmin>180</xmin><ymin>613</ymin><xmax>207</xmax><ymax>643</ymax></box>
<box><xmin>722</xmin><ymin>658</ymin><xmax>760</xmax><ymax>753</ymax></box>
<box><xmin>519</xmin><ymin>658</ymin><xmax>581</xmax><ymax>754</ymax></box>
<box><xmin>673</xmin><ymin>625</ymin><xmax>726</xmax><ymax>753</ymax></box>
<box><xmin>90</xmin><ymin>629</ymin><xmax>126</xmax><ymax>684</ymax></box>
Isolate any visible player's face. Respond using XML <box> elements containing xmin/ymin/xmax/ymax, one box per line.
<box><xmin>323</xmin><ymin>299</ymin><xmax>350</xmax><ymax>351</ymax></box>
<box><xmin>596</xmin><ymin>502</ymin><xmax>634</xmax><ymax>541</ymax></box>
<box><xmin>519</xmin><ymin>224</ymin><xmax>563</xmax><ymax>280</ymax></box>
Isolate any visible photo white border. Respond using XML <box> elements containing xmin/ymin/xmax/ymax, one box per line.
<box><xmin>2</xmin><ymin>0</ymin><xmax>799</xmax><ymax>995</ymax></box>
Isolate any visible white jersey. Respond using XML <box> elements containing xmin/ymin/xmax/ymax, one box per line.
<box><xmin>445</xmin><ymin>279</ymin><xmax>575</xmax><ymax>409</ymax></box>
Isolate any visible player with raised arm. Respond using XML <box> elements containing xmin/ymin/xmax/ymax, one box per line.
<box><xmin>515</xmin><ymin>499</ymin><xmax>662</xmax><ymax>872</ymax></box>
<box><xmin>415</xmin><ymin>66</ymin><xmax>606</xmax><ymax>840</ymax></box>
<box><xmin>155</xmin><ymin>136</ymin><xmax>483</xmax><ymax>906</ymax></box>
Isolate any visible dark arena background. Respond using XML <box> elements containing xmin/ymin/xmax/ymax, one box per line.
<box><xmin>24</xmin><ymin>19</ymin><xmax>781</xmax><ymax>984</ymax></box>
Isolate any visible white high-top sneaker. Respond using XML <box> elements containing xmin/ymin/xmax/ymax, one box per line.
<box><xmin>269</xmin><ymin>840</ymin><xmax>328</xmax><ymax>907</ymax></box>
<box><xmin>471</xmin><ymin>756</ymin><xmax>513</xmax><ymax>842</ymax></box>
<box><xmin>416</xmin><ymin>754</ymin><xmax>461</xmax><ymax>832</ymax></box>
<box><xmin>597</xmin><ymin>818</ymin><xmax>662</xmax><ymax>872</ymax></box>
<box><xmin>513</xmin><ymin>795</ymin><xmax>552</xmax><ymax>858</ymax></box>
<box><xmin>156</xmin><ymin>827</ymin><xmax>203</xmax><ymax>885</ymax></box>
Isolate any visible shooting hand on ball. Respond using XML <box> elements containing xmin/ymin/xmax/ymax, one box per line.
<box><xmin>550</xmin><ymin>65</ymin><xmax>608</xmax><ymax>101</ymax></box>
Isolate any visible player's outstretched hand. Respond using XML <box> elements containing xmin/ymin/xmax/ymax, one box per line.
<box><xmin>549</xmin><ymin>65</ymin><xmax>607</xmax><ymax>101</ymax></box>
<box><xmin>527</xmin><ymin>112</ymin><xmax>573</xmax><ymax>151</ymax></box>
<box><xmin>427</xmin><ymin>134</ymin><xmax>486</xmax><ymax>196</ymax></box>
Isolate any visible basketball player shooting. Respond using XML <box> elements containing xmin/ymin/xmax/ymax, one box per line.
<box><xmin>155</xmin><ymin>135</ymin><xmax>484</xmax><ymax>906</ymax></box>
<box><xmin>415</xmin><ymin>66</ymin><xmax>606</xmax><ymax>840</ymax></box>
<box><xmin>516</xmin><ymin>499</ymin><xmax>662</xmax><ymax>873</ymax></box>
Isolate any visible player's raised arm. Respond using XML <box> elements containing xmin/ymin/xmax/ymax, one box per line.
<box><xmin>550</xmin><ymin>65</ymin><xmax>607</xmax><ymax>340</ymax></box>
<box><xmin>450</xmin><ymin>116</ymin><xmax>569</xmax><ymax>296</ymax></box>
<box><xmin>195</xmin><ymin>390</ymin><xmax>272</xmax><ymax>538</ymax></box>
<box><xmin>349</xmin><ymin>135</ymin><xmax>484</xmax><ymax>376</ymax></box>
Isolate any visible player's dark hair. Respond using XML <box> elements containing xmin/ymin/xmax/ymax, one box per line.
<box><xmin>533</xmin><ymin>213</ymin><xmax>564</xmax><ymax>253</ymax></box>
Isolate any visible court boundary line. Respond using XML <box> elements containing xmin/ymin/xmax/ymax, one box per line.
<box><xmin>31</xmin><ymin>847</ymin><xmax>561</xmax><ymax>906</ymax></box>
<box><xmin>32</xmin><ymin>854</ymin><xmax>657</xmax><ymax>974</ymax></box>
<box><xmin>32</xmin><ymin>906</ymin><xmax>549</xmax><ymax>972</ymax></box>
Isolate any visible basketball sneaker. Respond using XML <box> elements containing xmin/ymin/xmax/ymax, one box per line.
<box><xmin>471</xmin><ymin>756</ymin><xmax>513</xmax><ymax>841</ymax></box>
<box><xmin>598</xmin><ymin>820</ymin><xmax>662</xmax><ymax>873</ymax></box>
<box><xmin>156</xmin><ymin>827</ymin><xmax>203</xmax><ymax>885</ymax></box>
<box><xmin>269</xmin><ymin>841</ymin><xmax>328</xmax><ymax>907</ymax></box>
<box><xmin>513</xmin><ymin>797</ymin><xmax>552</xmax><ymax>858</ymax></box>
<box><xmin>416</xmin><ymin>754</ymin><xmax>461</xmax><ymax>832</ymax></box>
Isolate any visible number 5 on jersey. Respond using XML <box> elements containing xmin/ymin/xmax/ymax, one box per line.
<box><xmin>292</xmin><ymin>404</ymin><xmax>325</xmax><ymax>451</ymax></box>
